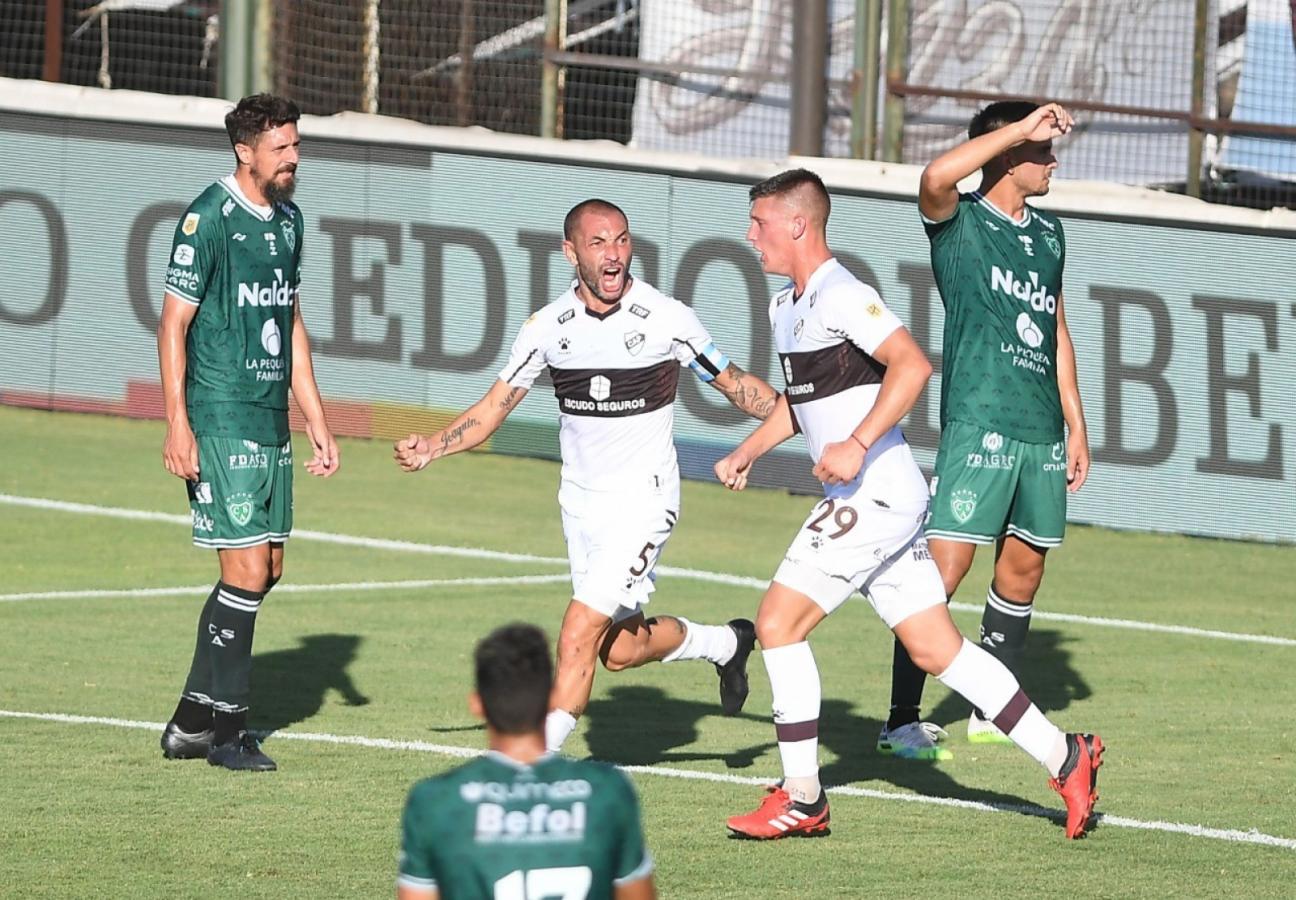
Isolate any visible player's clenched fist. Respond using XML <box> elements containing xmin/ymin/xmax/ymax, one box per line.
<box><xmin>394</xmin><ymin>433</ymin><xmax>433</xmax><ymax>472</ymax></box>
<box><xmin>714</xmin><ymin>450</ymin><xmax>752</xmax><ymax>491</ymax></box>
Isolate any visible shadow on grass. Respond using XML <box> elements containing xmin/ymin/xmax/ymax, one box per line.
<box><xmin>582</xmin><ymin>685</ymin><xmax>774</xmax><ymax>769</ymax></box>
<box><xmin>251</xmin><ymin>633</ymin><xmax>369</xmax><ymax>735</ymax></box>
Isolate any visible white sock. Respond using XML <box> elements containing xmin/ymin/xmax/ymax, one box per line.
<box><xmin>763</xmin><ymin>641</ymin><xmax>821</xmax><ymax>797</ymax></box>
<box><xmin>660</xmin><ymin>618</ymin><xmax>739</xmax><ymax>665</ymax></box>
<box><xmin>545</xmin><ymin>709</ymin><xmax>578</xmax><ymax>753</ymax></box>
<box><xmin>936</xmin><ymin>638</ymin><xmax>1064</xmax><ymax>772</ymax></box>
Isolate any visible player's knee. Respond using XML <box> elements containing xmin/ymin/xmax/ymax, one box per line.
<box><xmin>755</xmin><ymin>612</ymin><xmax>796</xmax><ymax>649</ymax></box>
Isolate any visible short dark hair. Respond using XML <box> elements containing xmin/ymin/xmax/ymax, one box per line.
<box><xmin>969</xmin><ymin>100</ymin><xmax>1040</xmax><ymax>140</ymax></box>
<box><xmin>748</xmin><ymin>168</ymin><xmax>830</xmax><ymax>212</ymax></box>
<box><xmin>474</xmin><ymin>623</ymin><xmax>553</xmax><ymax>735</ymax></box>
<box><xmin>225</xmin><ymin>93</ymin><xmax>301</xmax><ymax>149</ymax></box>
<box><xmin>564</xmin><ymin>198</ymin><xmax>627</xmax><ymax>241</ymax></box>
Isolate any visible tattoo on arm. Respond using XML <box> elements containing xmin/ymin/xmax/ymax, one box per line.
<box><xmin>715</xmin><ymin>363</ymin><xmax>777</xmax><ymax>420</ymax></box>
<box><xmin>497</xmin><ymin>386</ymin><xmax>524</xmax><ymax>412</ymax></box>
<box><xmin>430</xmin><ymin>416</ymin><xmax>479</xmax><ymax>460</ymax></box>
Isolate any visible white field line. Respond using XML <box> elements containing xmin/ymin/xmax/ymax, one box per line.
<box><xmin>0</xmin><ymin>575</ymin><xmax>571</xmax><ymax>604</ymax></box>
<box><xmin>3</xmin><ymin>492</ymin><xmax>1294</xmax><ymax>647</ymax></box>
<box><xmin>2</xmin><ymin>708</ymin><xmax>1293</xmax><ymax>852</ymax></box>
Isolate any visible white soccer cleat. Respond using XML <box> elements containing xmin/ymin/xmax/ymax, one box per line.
<box><xmin>876</xmin><ymin>721</ymin><xmax>953</xmax><ymax>760</ymax></box>
<box><xmin>967</xmin><ymin>711</ymin><xmax>1014</xmax><ymax>744</ymax></box>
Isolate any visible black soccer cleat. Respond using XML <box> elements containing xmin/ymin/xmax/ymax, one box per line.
<box><xmin>207</xmin><ymin>731</ymin><xmax>277</xmax><ymax>772</ymax></box>
<box><xmin>716</xmin><ymin>618</ymin><xmax>756</xmax><ymax>716</ymax></box>
<box><xmin>160</xmin><ymin>722</ymin><xmax>214</xmax><ymax>760</ymax></box>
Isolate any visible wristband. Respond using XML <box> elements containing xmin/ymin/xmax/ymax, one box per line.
<box><xmin>850</xmin><ymin>434</ymin><xmax>869</xmax><ymax>452</ymax></box>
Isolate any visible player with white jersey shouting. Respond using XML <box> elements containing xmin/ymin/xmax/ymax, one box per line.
<box><xmin>718</xmin><ymin>169</ymin><xmax>1103</xmax><ymax>841</ymax></box>
<box><xmin>395</xmin><ymin>199</ymin><xmax>779</xmax><ymax>753</ymax></box>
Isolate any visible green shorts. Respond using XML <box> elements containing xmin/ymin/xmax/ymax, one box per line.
<box><xmin>187</xmin><ymin>435</ymin><xmax>293</xmax><ymax>549</ymax></box>
<box><xmin>925</xmin><ymin>420</ymin><xmax>1066</xmax><ymax>548</ymax></box>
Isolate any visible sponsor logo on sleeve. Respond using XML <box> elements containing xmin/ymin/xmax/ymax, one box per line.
<box><xmin>173</xmin><ymin>244</ymin><xmax>195</xmax><ymax>266</ymax></box>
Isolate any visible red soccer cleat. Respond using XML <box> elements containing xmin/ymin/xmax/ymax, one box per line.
<box><xmin>727</xmin><ymin>784</ymin><xmax>830</xmax><ymax>839</ymax></box>
<box><xmin>1050</xmin><ymin>733</ymin><xmax>1104</xmax><ymax>839</ymax></box>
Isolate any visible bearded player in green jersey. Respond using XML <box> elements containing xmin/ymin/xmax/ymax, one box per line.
<box><xmin>157</xmin><ymin>94</ymin><xmax>339</xmax><ymax>771</ymax></box>
<box><xmin>876</xmin><ymin>101</ymin><xmax>1096</xmax><ymax>761</ymax></box>
<box><xmin>398</xmin><ymin>623</ymin><xmax>656</xmax><ymax>900</ymax></box>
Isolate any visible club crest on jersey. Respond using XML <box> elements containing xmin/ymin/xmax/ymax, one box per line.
<box><xmin>950</xmin><ymin>489</ymin><xmax>977</xmax><ymax>524</ymax></box>
<box><xmin>1042</xmin><ymin>232</ymin><xmax>1061</xmax><ymax>258</ymax></box>
<box><xmin>624</xmin><ymin>331</ymin><xmax>645</xmax><ymax>356</ymax></box>
<box><xmin>280</xmin><ymin>220</ymin><xmax>296</xmax><ymax>252</ymax></box>
<box><xmin>181</xmin><ymin>213</ymin><xmax>200</xmax><ymax>236</ymax></box>
<box><xmin>794</xmin><ymin>318</ymin><xmax>805</xmax><ymax>341</ymax></box>
<box><xmin>629</xmin><ymin>303</ymin><xmax>650</xmax><ymax>319</ymax></box>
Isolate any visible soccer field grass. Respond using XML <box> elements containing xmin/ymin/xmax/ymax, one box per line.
<box><xmin>1</xmin><ymin>405</ymin><xmax>1293</xmax><ymax>898</ymax></box>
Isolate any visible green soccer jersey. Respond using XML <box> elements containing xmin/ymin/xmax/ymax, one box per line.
<box><xmin>398</xmin><ymin>752</ymin><xmax>653</xmax><ymax>899</ymax></box>
<box><xmin>163</xmin><ymin>176</ymin><xmax>304</xmax><ymax>445</ymax></box>
<box><xmin>923</xmin><ymin>192</ymin><xmax>1066</xmax><ymax>443</ymax></box>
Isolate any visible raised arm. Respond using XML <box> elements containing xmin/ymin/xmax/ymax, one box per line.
<box><xmin>812</xmin><ymin>326</ymin><xmax>932</xmax><ymax>486</ymax></box>
<box><xmin>709</xmin><ymin>361</ymin><xmax>780</xmax><ymax>420</ymax></box>
<box><xmin>394</xmin><ymin>379</ymin><xmax>527</xmax><ymax>472</ymax></box>
<box><xmin>157</xmin><ymin>293</ymin><xmax>201</xmax><ymax>480</ymax></box>
<box><xmin>918</xmin><ymin>103</ymin><xmax>1073</xmax><ymax>222</ymax></box>
<box><xmin>291</xmin><ymin>297</ymin><xmax>339</xmax><ymax>477</ymax></box>
<box><xmin>1055</xmin><ymin>292</ymin><xmax>1089</xmax><ymax>492</ymax></box>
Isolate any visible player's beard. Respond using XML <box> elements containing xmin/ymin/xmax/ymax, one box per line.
<box><xmin>261</xmin><ymin>168</ymin><xmax>297</xmax><ymax>205</ymax></box>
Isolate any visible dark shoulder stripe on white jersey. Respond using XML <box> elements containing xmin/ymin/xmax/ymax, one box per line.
<box><xmin>548</xmin><ymin>359</ymin><xmax>680</xmax><ymax>418</ymax></box>
<box><xmin>780</xmin><ymin>342</ymin><xmax>886</xmax><ymax>406</ymax></box>
<box><xmin>503</xmin><ymin>349</ymin><xmax>539</xmax><ymax>384</ymax></box>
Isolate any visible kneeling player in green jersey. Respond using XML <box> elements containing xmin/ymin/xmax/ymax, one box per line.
<box><xmin>157</xmin><ymin>94</ymin><xmax>339</xmax><ymax>771</ymax></box>
<box><xmin>398</xmin><ymin>624</ymin><xmax>656</xmax><ymax>900</ymax></box>
<box><xmin>877</xmin><ymin>101</ymin><xmax>1094</xmax><ymax>760</ymax></box>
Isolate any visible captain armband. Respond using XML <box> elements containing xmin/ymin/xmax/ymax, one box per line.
<box><xmin>687</xmin><ymin>342</ymin><xmax>730</xmax><ymax>383</ymax></box>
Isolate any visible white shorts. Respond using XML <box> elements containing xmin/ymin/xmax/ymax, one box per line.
<box><xmin>560</xmin><ymin>481</ymin><xmax>680</xmax><ymax>620</ymax></box>
<box><xmin>773</xmin><ymin>495</ymin><xmax>946</xmax><ymax>629</ymax></box>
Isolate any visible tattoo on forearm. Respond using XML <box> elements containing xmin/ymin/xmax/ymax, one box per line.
<box><xmin>497</xmin><ymin>386</ymin><xmax>523</xmax><ymax>412</ymax></box>
<box><xmin>430</xmin><ymin>416</ymin><xmax>479</xmax><ymax>459</ymax></box>
<box><xmin>717</xmin><ymin>363</ymin><xmax>777</xmax><ymax>420</ymax></box>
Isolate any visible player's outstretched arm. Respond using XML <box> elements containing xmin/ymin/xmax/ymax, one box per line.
<box><xmin>918</xmin><ymin>103</ymin><xmax>1074</xmax><ymax>222</ymax></box>
<box><xmin>157</xmin><ymin>292</ymin><xmax>201</xmax><ymax>481</ymax></box>
<box><xmin>1055</xmin><ymin>292</ymin><xmax>1090</xmax><ymax>492</ymax></box>
<box><xmin>715</xmin><ymin>394</ymin><xmax>797</xmax><ymax>491</ymax></box>
<box><xmin>394</xmin><ymin>379</ymin><xmax>526</xmax><ymax>473</ymax></box>
<box><xmin>812</xmin><ymin>327</ymin><xmax>932</xmax><ymax>485</ymax></box>
<box><xmin>290</xmin><ymin>299</ymin><xmax>339</xmax><ymax>478</ymax></box>
<box><xmin>708</xmin><ymin>361</ymin><xmax>779</xmax><ymax>420</ymax></box>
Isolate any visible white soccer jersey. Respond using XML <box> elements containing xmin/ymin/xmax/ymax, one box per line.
<box><xmin>499</xmin><ymin>278</ymin><xmax>727</xmax><ymax>494</ymax></box>
<box><xmin>772</xmin><ymin>258</ymin><xmax>928</xmax><ymax>507</ymax></box>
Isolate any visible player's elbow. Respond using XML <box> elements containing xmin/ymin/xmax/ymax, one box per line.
<box><xmin>907</xmin><ymin>350</ymin><xmax>933</xmax><ymax>387</ymax></box>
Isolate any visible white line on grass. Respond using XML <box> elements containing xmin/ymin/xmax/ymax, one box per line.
<box><xmin>0</xmin><ymin>575</ymin><xmax>572</xmax><ymax>603</ymax></box>
<box><xmin>2</xmin><ymin>708</ymin><xmax>1293</xmax><ymax>852</ymax></box>
<box><xmin>3</xmin><ymin>492</ymin><xmax>1294</xmax><ymax>647</ymax></box>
